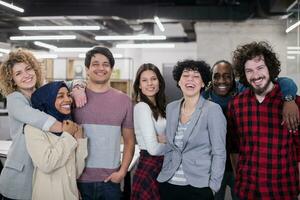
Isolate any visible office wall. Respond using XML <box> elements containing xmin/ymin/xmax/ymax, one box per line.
<box><xmin>195</xmin><ymin>19</ymin><xmax>300</xmax><ymax>91</ymax></box>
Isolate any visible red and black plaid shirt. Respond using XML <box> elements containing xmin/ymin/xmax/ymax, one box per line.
<box><xmin>228</xmin><ymin>83</ymin><xmax>300</xmax><ymax>200</ymax></box>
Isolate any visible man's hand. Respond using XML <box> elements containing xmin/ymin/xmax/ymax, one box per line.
<box><xmin>282</xmin><ymin>100</ymin><xmax>300</xmax><ymax>132</ymax></box>
<box><xmin>104</xmin><ymin>170</ymin><xmax>126</xmax><ymax>184</ymax></box>
<box><xmin>71</xmin><ymin>87</ymin><xmax>87</xmax><ymax>108</ymax></box>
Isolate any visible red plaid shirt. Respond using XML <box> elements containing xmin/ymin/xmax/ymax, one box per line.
<box><xmin>228</xmin><ymin>83</ymin><xmax>300</xmax><ymax>200</ymax></box>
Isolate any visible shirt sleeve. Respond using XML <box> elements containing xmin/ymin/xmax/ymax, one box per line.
<box><xmin>236</xmin><ymin>80</ymin><xmax>247</xmax><ymax>93</ymax></box>
<box><xmin>24</xmin><ymin>125</ymin><xmax>77</xmax><ymax>174</ymax></box>
<box><xmin>121</xmin><ymin>97</ymin><xmax>134</xmax><ymax>129</ymax></box>
<box><xmin>134</xmin><ymin>103</ymin><xmax>166</xmax><ymax>156</ymax></box>
<box><xmin>75</xmin><ymin>138</ymin><xmax>88</xmax><ymax>178</ymax></box>
<box><xmin>277</xmin><ymin>77</ymin><xmax>297</xmax><ymax>99</ymax></box>
<box><xmin>7</xmin><ymin>92</ymin><xmax>56</xmax><ymax>131</ymax></box>
<box><xmin>207</xmin><ymin>103</ymin><xmax>227</xmax><ymax>192</ymax></box>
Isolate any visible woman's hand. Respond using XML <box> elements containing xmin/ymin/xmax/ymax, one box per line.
<box><xmin>74</xmin><ymin>125</ymin><xmax>84</xmax><ymax>139</ymax></box>
<box><xmin>157</xmin><ymin>134</ymin><xmax>167</xmax><ymax>144</ymax></box>
<box><xmin>62</xmin><ymin>120</ymin><xmax>78</xmax><ymax>136</ymax></box>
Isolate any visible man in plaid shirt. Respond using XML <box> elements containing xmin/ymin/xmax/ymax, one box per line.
<box><xmin>228</xmin><ymin>41</ymin><xmax>300</xmax><ymax>200</ymax></box>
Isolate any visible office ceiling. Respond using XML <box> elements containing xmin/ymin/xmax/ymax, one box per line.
<box><xmin>0</xmin><ymin>0</ymin><xmax>295</xmax><ymax>51</ymax></box>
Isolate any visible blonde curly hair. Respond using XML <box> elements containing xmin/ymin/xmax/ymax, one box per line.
<box><xmin>0</xmin><ymin>49</ymin><xmax>42</xmax><ymax>96</ymax></box>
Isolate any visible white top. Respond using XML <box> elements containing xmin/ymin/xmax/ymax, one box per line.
<box><xmin>134</xmin><ymin>102</ymin><xmax>166</xmax><ymax>155</ymax></box>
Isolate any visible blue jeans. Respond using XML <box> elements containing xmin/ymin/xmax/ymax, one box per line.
<box><xmin>77</xmin><ymin>181</ymin><xmax>122</xmax><ymax>200</ymax></box>
<box><xmin>214</xmin><ymin>171</ymin><xmax>238</xmax><ymax>200</ymax></box>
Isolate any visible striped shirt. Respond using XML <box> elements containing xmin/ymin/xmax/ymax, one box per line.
<box><xmin>73</xmin><ymin>88</ymin><xmax>133</xmax><ymax>182</ymax></box>
<box><xmin>168</xmin><ymin>121</ymin><xmax>189</xmax><ymax>185</ymax></box>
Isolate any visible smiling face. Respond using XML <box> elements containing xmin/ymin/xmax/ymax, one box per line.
<box><xmin>178</xmin><ymin>69</ymin><xmax>204</xmax><ymax>98</ymax></box>
<box><xmin>139</xmin><ymin>70</ymin><xmax>160</xmax><ymax>103</ymax></box>
<box><xmin>86</xmin><ymin>53</ymin><xmax>112</xmax><ymax>85</ymax></box>
<box><xmin>245</xmin><ymin>56</ymin><xmax>273</xmax><ymax>95</ymax></box>
<box><xmin>54</xmin><ymin>87</ymin><xmax>73</xmax><ymax>115</ymax></box>
<box><xmin>12</xmin><ymin>62</ymin><xmax>37</xmax><ymax>93</ymax></box>
<box><xmin>212</xmin><ymin>62</ymin><xmax>234</xmax><ymax>96</ymax></box>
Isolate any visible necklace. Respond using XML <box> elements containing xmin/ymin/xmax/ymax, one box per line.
<box><xmin>181</xmin><ymin>101</ymin><xmax>195</xmax><ymax>117</ymax></box>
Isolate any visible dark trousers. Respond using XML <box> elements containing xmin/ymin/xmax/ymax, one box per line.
<box><xmin>78</xmin><ymin>181</ymin><xmax>122</xmax><ymax>200</ymax></box>
<box><xmin>2</xmin><ymin>197</ymin><xmax>15</xmax><ymax>200</ymax></box>
<box><xmin>215</xmin><ymin>171</ymin><xmax>239</xmax><ymax>200</ymax></box>
<box><xmin>159</xmin><ymin>182</ymin><xmax>214</xmax><ymax>200</ymax></box>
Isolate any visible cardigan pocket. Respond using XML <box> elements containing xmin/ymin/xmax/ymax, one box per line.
<box><xmin>5</xmin><ymin>159</ymin><xmax>24</xmax><ymax>172</ymax></box>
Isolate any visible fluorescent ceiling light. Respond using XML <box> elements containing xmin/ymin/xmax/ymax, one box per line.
<box><xmin>0</xmin><ymin>48</ymin><xmax>10</xmax><ymax>54</ymax></box>
<box><xmin>0</xmin><ymin>0</ymin><xmax>24</xmax><ymax>13</ymax></box>
<box><xmin>287</xmin><ymin>0</ymin><xmax>298</xmax><ymax>12</ymax></box>
<box><xmin>280</xmin><ymin>13</ymin><xmax>293</xmax><ymax>20</ymax></box>
<box><xmin>287</xmin><ymin>55</ymin><xmax>296</xmax><ymax>59</ymax></box>
<box><xmin>154</xmin><ymin>16</ymin><xmax>165</xmax><ymax>32</ymax></box>
<box><xmin>287</xmin><ymin>46</ymin><xmax>300</xmax><ymax>50</ymax></box>
<box><xmin>10</xmin><ymin>35</ymin><xmax>76</xmax><ymax>40</ymax></box>
<box><xmin>19</xmin><ymin>25</ymin><xmax>100</xmax><ymax>31</ymax></box>
<box><xmin>116</xmin><ymin>43</ymin><xmax>175</xmax><ymax>49</ymax></box>
<box><xmin>286</xmin><ymin>21</ymin><xmax>300</xmax><ymax>33</ymax></box>
<box><xmin>33</xmin><ymin>53</ymin><xmax>58</xmax><ymax>59</ymax></box>
<box><xmin>287</xmin><ymin>50</ymin><xmax>300</xmax><ymax>54</ymax></box>
<box><xmin>33</xmin><ymin>42</ymin><xmax>92</xmax><ymax>53</ymax></box>
<box><xmin>95</xmin><ymin>35</ymin><xmax>166</xmax><ymax>40</ymax></box>
<box><xmin>34</xmin><ymin>41</ymin><xmax>57</xmax><ymax>50</ymax></box>
<box><xmin>78</xmin><ymin>53</ymin><xmax>123</xmax><ymax>58</ymax></box>
<box><xmin>54</xmin><ymin>48</ymin><xmax>92</xmax><ymax>52</ymax></box>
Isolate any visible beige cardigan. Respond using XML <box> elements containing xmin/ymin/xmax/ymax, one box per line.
<box><xmin>24</xmin><ymin>125</ymin><xmax>88</xmax><ymax>200</ymax></box>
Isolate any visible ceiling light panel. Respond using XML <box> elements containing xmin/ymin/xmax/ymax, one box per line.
<box><xmin>19</xmin><ymin>25</ymin><xmax>100</xmax><ymax>31</ymax></box>
<box><xmin>116</xmin><ymin>43</ymin><xmax>175</xmax><ymax>48</ymax></box>
<box><xmin>286</xmin><ymin>21</ymin><xmax>300</xmax><ymax>33</ymax></box>
<box><xmin>0</xmin><ymin>48</ymin><xmax>10</xmax><ymax>54</ymax></box>
<box><xmin>0</xmin><ymin>0</ymin><xmax>24</xmax><ymax>13</ymax></box>
<box><xmin>95</xmin><ymin>35</ymin><xmax>166</xmax><ymax>40</ymax></box>
<box><xmin>10</xmin><ymin>35</ymin><xmax>76</xmax><ymax>40</ymax></box>
<box><xmin>154</xmin><ymin>16</ymin><xmax>165</xmax><ymax>32</ymax></box>
<box><xmin>34</xmin><ymin>41</ymin><xmax>57</xmax><ymax>50</ymax></box>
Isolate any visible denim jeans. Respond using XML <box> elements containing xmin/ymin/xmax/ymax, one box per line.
<box><xmin>77</xmin><ymin>181</ymin><xmax>122</xmax><ymax>200</ymax></box>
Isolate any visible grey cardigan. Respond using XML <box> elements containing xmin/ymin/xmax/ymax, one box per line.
<box><xmin>157</xmin><ymin>96</ymin><xmax>227</xmax><ymax>192</ymax></box>
<box><xmin>0</xmin><ymin>92</ymin><xmax>56</xmax><ymax>200</ymax></box>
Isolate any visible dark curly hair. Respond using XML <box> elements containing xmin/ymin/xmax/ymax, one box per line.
<box><xmin>232</xmin><ymin>41</ymin><xmax>281</xmax><ymax>87</ymax></box>
<box><xmin>133</xmin><ymin>63</ymin><xmax>166</xmax><ymax>120</ymax></box>
<box><xmin>173</xmin><ymin>59</ymin><xmax>212</xmax><ymax>88</ymax></box>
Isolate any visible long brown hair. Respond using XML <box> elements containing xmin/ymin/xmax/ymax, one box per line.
<box><xmin>133</xmin><ymin>63</ymin><xmax>166</xmax><ymax>120</ymax></box>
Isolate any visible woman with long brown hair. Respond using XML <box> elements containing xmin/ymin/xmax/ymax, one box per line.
<box><xmin>131</xmin><ymin>63</ymin><xmax>166</xmax><ymax>200</ymax></box>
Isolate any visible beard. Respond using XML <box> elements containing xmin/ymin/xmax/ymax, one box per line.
<box><xmin>249</xmin><ymin>77</ymin><xmax>272</xmax><ymax>95</ymax></box>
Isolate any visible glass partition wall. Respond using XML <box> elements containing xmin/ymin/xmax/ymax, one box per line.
<box><xmin>286</xmin><ymin>0</ymin><xmax>300</xmax><ymax>92</ymax></box>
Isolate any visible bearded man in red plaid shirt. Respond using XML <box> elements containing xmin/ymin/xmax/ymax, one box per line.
<box><xmin>228</xmin><ymin>41</ymin><xmax>300</xmax><ymax>200</ymax></box>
